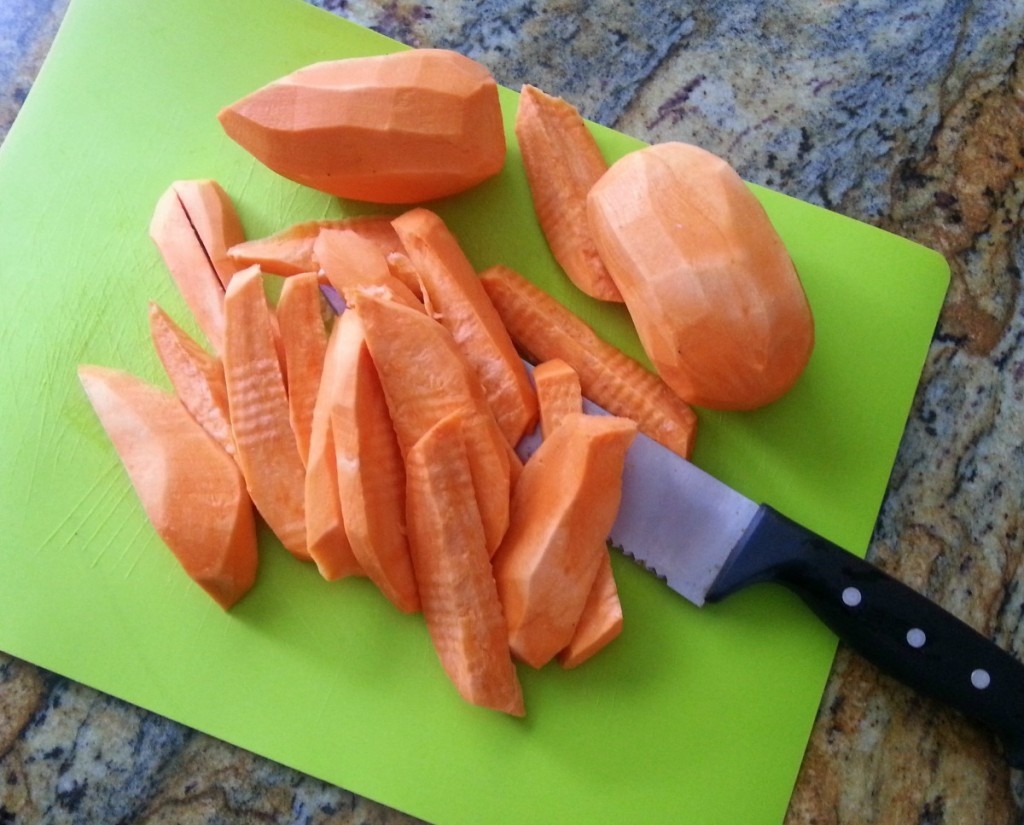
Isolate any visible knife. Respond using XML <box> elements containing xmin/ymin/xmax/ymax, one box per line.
<box><xmin>516</xmin><ymin>395</ymin><xmax>1024</xmax><ymax>768</ymax></box>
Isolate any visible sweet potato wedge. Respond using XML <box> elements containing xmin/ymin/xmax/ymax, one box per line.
<box><xmin>78</xmin><ymin>365</ymin><xmax>257</xmax><ymax>609</ymax></box>
<box><xmin>480</xmin><ymin>264</ymin><xmax>697</xmax><ymax>459</ymax></box>
<box><xmin>493</xmin><ymin>412</ymin><xmax>636</xmax><ymax>668</ymax></box>
<box><xmin>406</xmin><ymin>410</ymin><xmax>524</xmax><ymax>715</ymax></box>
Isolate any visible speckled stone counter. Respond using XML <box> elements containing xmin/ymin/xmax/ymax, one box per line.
<box><xmin>2</xmin><ymin>1</ymin><xmax>1023</xmax><ymax>822</ymax></box>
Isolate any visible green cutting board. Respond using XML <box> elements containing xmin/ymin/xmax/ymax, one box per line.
<box><xmin>0</xmin><ymin>0</ymin><xmax>949</xmax><ymax>822</ymax></box>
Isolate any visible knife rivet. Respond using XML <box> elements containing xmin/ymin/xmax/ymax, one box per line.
<box><xmin>971</xmin><ymin>668</ymin><xmax>991</xmax><ymax>690</ymax></box>
<box><xmin>841</xmin><ymin>586</ymin><xmax>862</xmax><ymax>607</ymax></box>
<box><xmin>906</xmin><ymin>628</ymin><xmax>926</xmax><ymax>648</ymax></box>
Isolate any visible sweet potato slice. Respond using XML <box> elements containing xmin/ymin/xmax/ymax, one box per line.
<box><xmin>492</xmin><ymin>412</ymin><xmax>636</xmax><ymax>668</ymax></box>
<box><xmin>406</xmin><ymin>410</ymin><xmax>524</xmax><ymax>716</ymax></box>
<box><xmin>480</xmin><ymin>264</ymin><xmax>698</xmax><ymax>459</ymax></box>
<box><xmin>330</xmin><ymin>310</ymin><xmax>418</xmax><ymax>613</ymax></box>
<box><xmin>514</xmin><ymin>85</ymin><xmax>621</xmax><ymax>302</ymax></box>
<box><xmin>149</xmin><ymin>182</ymin><xmax>229</xmax><ymax>354</ymax></box>
<box><xmin>169</xmin><ymin>179</ymin><xmax>247</xmax><ymax>288</ymax></box>
<box><xmin>587</xmin><ymin>141</ymin><xmax>814</xmax><ymax>410</ymax></box>
<box><xmin>228</xmin><ymin>215</ymin><xmax>402</xmax><ymax>278</ymax></box>
<box><xmin>218</xmin><ymin>49</ymin><xmax>506</xmax><ymax>204</ymax></box>
<box><xmin>148</xmin><ymin>302</ymin><xmax>234</xmax><ymax>456</ymax></box>
<box><xmin>275</xmin><ymin>272</ymin><xmax>329</xmax><ymax>465</ymax></box>
<box><xmin>314</xmin><ymin>227</ymin><xmax>423</xmax><ymax>310</ymax></box>
<box><xmin>532</xmin><ymin>358</ymin><xmax>582</xmax><ymax>439</ymax></box>
<box><xmin>223</xmin><ymin>266</ymin><xmax>308</xmax><ymax>561</ymax></box>
<box><xmin>531</xmin><ymin>358</ymin><xmax>625</xmax><ymax>666</ymax></box>
<box><xmin>558</xmin><ymin>552</ymin><xmax>623</xmax><ymax>669</ymax></box>
<box><xmin>78</xmin><ymin>365</ymin><xmax>257</xmax><ymax>609</ymax></box>
<box><xmin>304</xmin><ymin>315</ymin><xmax>363</xmax><ymax>581</ymax></box>
<box><xmin>391</xmin><ymin>208</ymin><xmax>538</xmax><ymax>447</ymax></box>
<box><xmin>355</xmin><ymin>292</ymin><xmax>514</xmax><ymax>554</ymax></box>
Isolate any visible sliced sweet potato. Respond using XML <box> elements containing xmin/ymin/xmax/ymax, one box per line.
<box><xmin>405</xmin><ymin>410</ymin><xmax>524</xmax><ymax>716</ymax></box>
<box><xmin>78</xmin><ymin>365</ymin><xmax>257</xmax><ymax>610</ymax></box>
<box><xmin>514</xmin><ymin>85</ymin><xmax>621</xmax><ymax>302</ymax></box>
<box><xmin>587</xmin><ymin>141</ymin><xmax>815</xmax><ymax>410</ymax></box>
<box><xmin>222</xmin><ymin>265</ymin><xmax>308</xmax><ymax>561</ymax></box>
<box><xmin>168</xmin><ymin>179</ymin><xmax>247</xmax><ymax>288</ymax></box>
<box><xmin>330</xmin><ymin>310</ymin><xmax>418</xmax><ymax>613</ymax></box>
<box><xmin>314</xmin><ymin>227</ymin><xmax>423</xmax><ymax>310</ymax></box>
<box><xmin>275</xmin><ymin>271</ymin><xmax>328</xmax><ymax>465</ymax></box>
<box><xmin>480</xmin><ymin>264</ymin><xmax>698</xmax><ymax>459</ymax></box>
<box><xmin>492</xmin><ymin>412</ymin><xmax>636</xmax><ymax>669</ymax></box>
<box><xmin>355</xmin><ymin>292</ymin><xmax>514</xmax><ymax>554</ymax></box>
<box><xmin>218</xmin><ymin>49</ymin><xmax>506</xmax><ymax>204</ymax></box>
<box><xmin>228</xmin><ymin>215</ymin><xmax>402</xmax><ymax>278</ymax></box>
<box><xmin>304</xmin><ymin>315</ymin><xmax>363</xmax><ymax>581</ymax></box>
<box><xmin>149</xmin><ymin>183</ymin><xmax>229</xmax><ymax>354</ymax></box>
<box><xmin>391</xmin><ymin>208</ymin><xmax>538</xmax><ymax>447</ymax></box>
<box><xmin>531</xmin><ymin>358</ymin><xmax>582</xmax><ymax>440</ymax></box>
<box><xmin>558</xmin><ymin>552</ymin><xmax>623</xmax><ymax>669</ymax></box>
<box><xmin>531</xmin><ymin>358</ymin><xmax>624</xmax><ymax>667</ymax></box>
<box><xmin>148</xmin><ymin>302</ymin><xmax>234</xmax><ymax>456</ymax></box>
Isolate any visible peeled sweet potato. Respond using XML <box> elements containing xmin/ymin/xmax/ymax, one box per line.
<box><xmin>587</xmin><ymin>141</ymin><xmax>814</xmax><ymax>411</ymax></box>
<box><xmin>218</xmin><ymin>49</ymin><xmax>506</xmax><ymax>204</ymax></box>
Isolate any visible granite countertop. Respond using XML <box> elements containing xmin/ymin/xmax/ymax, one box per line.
<box><xmin>2</xmin><ymin>1</ymin><xmax>1023</xmax><ymax>822</ymax></box>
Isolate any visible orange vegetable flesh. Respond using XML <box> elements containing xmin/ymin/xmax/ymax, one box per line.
<box><xmin>218</xmin><ymin>49</ymin><xmax>506</xmax><ymax>204</ymax></box>
<box><xmin>148</xmin><ymin>302</ymin><xmax>235</xmax><ymax>457</ymax></box>
<box><xmin>531</xmin><ymin>358</ymin><xmax>624</xmax><ymax>666</ymax></box>
<box><xmin>330</xmin><ymin>310</ymin><xmax>418</xmax><ymax>613</ymax></box>
<box><xmin>149</xmin><ymin>183</ymin><xmax>228</xmax><ymax>354</ymax></box>
<box><xmin>356</xmin><ymin>292</ymin><xmax>514</xmax><ymax>555</ymax></box>
<box><xmin>275</xmin><ymin>271</ymin><xmax>328</xmax><ymax>466</ymax></box>
<box><xmin>558</xmin><ymin>552</ymin><xmax>623</xmax><ymax>669</ymax></box>
<box><xmin>587</xmin><ymin>141</ymin><xmax>815</xmax><ymax>410</ymax></box>
<box><xmin>228</xmin><ymin>215</ymin><xmax>402</xmax><ymax>278</ymax></box>
<box><xmin>314</xmin><ymin>227</ymin><xmax>423</xmax><ymax>311</ymax></box>
<box><xmin>304</xmin><ymin>315</ymin><xmax>363</xmax><ymax>581</ymax></box>
<box><xmin>222</xmin><ymin>265</ymin><xmax>309</xmax><ymax>561</ymax></box>
<box><xmin>168</xmin><ymin>179</ymin><xmax>247</xmax><ymax>288</ymax></box>
<box><xmin>391</xmin><ymin>208</ymin><xmax>538</xmax><ymax>447</ymax></box>
<box><xmin>405</xmin><ymin>410</ymin><xmax>524</xmax><ymax>716</ymax></box>
<box><xmin>493</xmin><ymin>412</ymin><xmax>637</xmax><ymax>668</ymax></box>
<box><xmin>514</xmin><ymin>85</ymin><xmax>622</xmax><ymax>303</ymax></box>
<box><xmin>480</xmin><ymin>264</ymin><xmax>698</xmax><ymax>459</ymax></box>
<box><xmin>78</xmin><ymin>365</ymin><xmax>258</xmax><ymax>610</ymax></box>
<box><xmin>532</xmin><ymin>358</ymin><xmax>582</xmax><ymax>439</ymax></box>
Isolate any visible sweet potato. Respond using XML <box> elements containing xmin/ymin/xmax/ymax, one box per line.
<box><xmin>148</xmin><ymin>302</ymin><xmax>234</xmax><ymax>456</ymax></box>
<box><xmin>405</xmin><ymin>410</ymin><xmax>524</xmax><ymax>715</ymax></box>
<box><xmin>275</xmin><ymin>271</ymin><xmax>329</xmax><ymax>465</ymax></box>
<box><xmin>314</xmin><ymin>227</ymin><xmax>423</xmax><ymax>309</ymax></box>
<box><xmin>78</xmin><ymin>365</ymin><xmax>257</xmax><ymax>609</ymax></box>
<box><xmin>532</xmin><ymin>358</ymin><xmax>582</xmax><ymax>440</ymax></box>
<box><xmin>558</xmin><ymin>552</ymin><xmax>623</xmax><ymax>669</ymax></box>
<box><xmin>514</xmin><ymin>85</ymin><xmax>621</xmax><ymax>302</ymax></box>
<box><xmin>480</xmin><ymin>264</ymin><xmax>697</xmax><ymax>459</ymax></box>
<box><xmin>330</xmin><ymin>310</ymin><xmax>418</xmax><ymax>613</ymax></box>
<box><xmin>391</xmin><ymin>208</ymin><xmax>537</xmax><ymax>446</ymax></box>
<box><xmin>587</xmin><ymin>141</ymin><xmax>815</xmax><ymax>410</ymax></box>
<box><xmin>167</xmin><ymin>179</ymin><xmax>247</xmax><ymax>288</ymax></box>
<box><xmin>228</xmin><ymin>215</ymin><xmax>403</xmax><ymax>278</ymax></box>
<box><xmin>223</xmin><ymin>266</ymin><xmax>309</xmax><ymax>561</ymax></box>
<box><xmin>218</xmin><ymin>49</ymin><xmax>506</xmax><ymax>204</ymax></box>
<box><xmin>493</xmin><ymin>413</ymin><xmax>636</xmax><ymax>668</ymax></box>
<box><xmin>355</xmin><ymin>292</ymin><xmax>514</xmax><ymax>555</ymax></box>
<box><xmin>531</xmin><ymin>359</ymin><xmax>624</xmax><ymax>667</ymax></box>
<box><xmin>304</xmin><ymin>314</ymin><xmax>363</xmax><ymax>581</ymax></box>
<box><xmin>149</xmin><ymin>182</ymin><xmax>231</xmax><ymax>354</ymax></box>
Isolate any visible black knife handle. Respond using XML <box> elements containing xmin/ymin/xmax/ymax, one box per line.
<box><xmin>705</xmin><ymin>504</ymin><xmax>1024</xmax><ymax>768</ymax></box>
